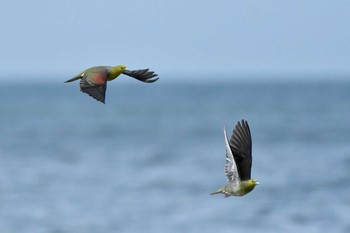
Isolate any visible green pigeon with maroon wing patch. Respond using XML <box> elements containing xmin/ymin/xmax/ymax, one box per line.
<box><xmin>65</xmin><ymin>65</ymin><xmax>158</xmax><ymax>103</ymax></box>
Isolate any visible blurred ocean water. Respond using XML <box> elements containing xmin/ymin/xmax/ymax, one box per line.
<box><xmin>0</xmin><ymin>79</ymin><xmax>349</xmax><ymax>233</ymax></box>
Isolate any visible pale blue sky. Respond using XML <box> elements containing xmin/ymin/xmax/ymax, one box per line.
<box><xmin>1</xmin><ymin>0</ymin><xmax>349</xmax><ymax>81</ymax></box>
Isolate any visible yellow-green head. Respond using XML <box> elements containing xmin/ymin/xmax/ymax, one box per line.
<box><xmin>240</xmin><ymin>179</ymin><xmax>259</xmax><ymax>195</ymax></box>
<box><xmin>108</xmin><ymin>65</ymin><xmax>127</xmax><ymax>81</ymax></box>
<box><xmin>119</xmin><ymin>65</ymin><xmax>127</xmax><ymax>70</ymax></box>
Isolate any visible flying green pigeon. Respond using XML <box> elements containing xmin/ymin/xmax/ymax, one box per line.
<box><xmin>211</xmin><ymin>119</ymin><xmax>259</xmax><ymax>197</ymax></box>
<box><xmin>64</xmin><ymin>65</ymin><xmax>159</xmax><ymax>103</ymax></box>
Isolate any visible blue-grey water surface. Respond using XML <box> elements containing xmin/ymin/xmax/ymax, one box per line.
<box><xmin>0</xmin><ymin>79</ymin><xmax>349</xmax><ymax>233</ymax></box>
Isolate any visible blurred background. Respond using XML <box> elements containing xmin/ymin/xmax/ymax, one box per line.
<box><xmin>1</xmin><ymin>0</ymin><xmax>350</xmax><ymax>80</ymax></box>
<box><xmin>0</xmin><ymin>1</ymin><xmax>350</xmax><ymax>233</ymax></box>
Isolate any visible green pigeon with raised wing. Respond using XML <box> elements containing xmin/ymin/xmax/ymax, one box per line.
<box><xmin>64</xmin><ymin>65</ymin><xmax>159</xmax><ymax>103</ymax></box>
<box><xmin>211</xmin><ymin>119</ymin><xmax>259</xmax><ymax>197</ymax></box>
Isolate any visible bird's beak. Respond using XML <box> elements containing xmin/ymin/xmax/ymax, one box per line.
<box><xmin>256</xmin><ymin>182</ymin><xmax>260</xmax><ymax>185</ymax></box>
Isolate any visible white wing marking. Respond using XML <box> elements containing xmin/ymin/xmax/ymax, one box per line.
<box><xmin>224</xmin><ymin>127</ymin><xmax>240</xmax><ymax>186</ymax></box>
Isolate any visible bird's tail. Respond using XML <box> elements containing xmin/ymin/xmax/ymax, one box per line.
<box><xmin>64</xmin><ymin>75</ymin><xmax>81</xmax><ymax>83</ymax></box>
<box><xmin>210</xmin><ymin>188</ymin><xmax>224</xmax><ymax>195</ymax></box>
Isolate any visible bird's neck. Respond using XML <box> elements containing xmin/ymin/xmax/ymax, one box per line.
<box><xmin>108</xmin><ymin>66</ymin><xmax>124</xmax><ymax>81</ymax></box>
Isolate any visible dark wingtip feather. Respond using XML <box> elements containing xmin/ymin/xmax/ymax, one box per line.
<box><xmin>122</xmin><ymin>68</ymin><xmax>159</xmax><ymax>83</ymax></box>
<box><xmin>229</xmin><ymin>119</ymin><xmax>253</xmax><ymax>181</ymax></box>
<box><xmin>79</xmin><ymin>79</ymin><xmax>106</xmax><ymax>104</ymax></box>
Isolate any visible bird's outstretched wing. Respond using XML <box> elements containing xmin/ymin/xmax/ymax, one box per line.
<box><xmin>228</xmin><ymin>120</ymin><xmax>252</xmax><ymax>181</ymax></box>
<box><xmin>224</xmin><ymin>127</ymin><xmax>240</xmax><ymax>185</ymax></box>
<box><xmin>122</xmin><ymin>69</ymin><xmax>159</xmax><ymax>83</ymax></box>
<box><xmin>80</xmin><ymin>73</ymin><xmax>107</xmax><ymax>104</ymax></box>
